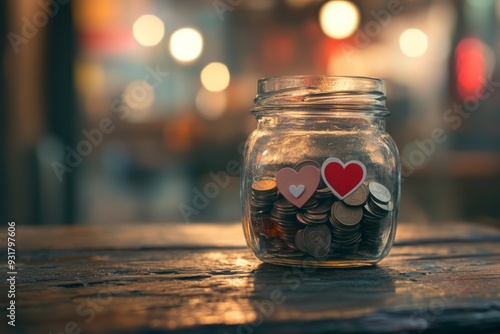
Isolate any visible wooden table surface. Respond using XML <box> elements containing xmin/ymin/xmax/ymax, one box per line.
<box><xmin>5</xmin><ymin>221</ymin><xmax>500</xmax><ymax>334</ymax></box>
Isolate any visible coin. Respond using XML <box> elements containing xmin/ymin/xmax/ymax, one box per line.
<box><xmin>359</xmin><ymin>188</ymin><xmax>392</xmax><ymax>254</ymax></box>
<box><xmin>296</xmin><ymin>212</ymin><xmax>311</xmax><ymax>226</ymax></box>
<box><xmin>363</xmin><ymin>203</ymin><xmax>386</xmax><ymax>219</ymax></box>
<box><xmin>368</xmin><ymin>182</ymin><xmax>391</xmax><ymax>204</ymax></box>
<box><xmin>252</xmin><ymin>174</ymin><xmax>395</xmax><ymax>259</ymax></box>
<box><xmin>332</xmin><ymin>201</ymin><xmax>363</xmax><ymax>226</ymax></box>
<box><xmin>251</xmin><ymin>178</ymin><xmax>279</xmax><ymax>216</ymax></box>
<box><xmin>331</xmin><ymin>232</ymin><xmax>361</xmax><ymax>246</ymax></box>
<box><xmin>304</xmin><ymin>224</ymin><xmax>331</xmax><ymax>256</ymax></box>
<box><xmin>252</xmin><ymin>179</ymin><xmax>277</xmax><ymax>192</ymax></box>
<box><xmin>274</xmin><ymin>197</ymin><xmax>296</xmax><ymax>209</ymax></box>
<box><xmin>314</xmin><ymin>187</ymin><xmax>333</xmax><ymax>197</ymax></box>
<box><xmin>303</xmin><ymin>212</ymin><xmax>329</xmax><ymax>224</ymax></box>
<box><xmin>263</xmin><ymin>237</ymin><xmax>286</xmax><ymax>252</ymax></box>
<box><xmin>294</xmin><ymin>160</ymin><xmax>321</xmax><ymax>171</ymax></box>
<box><xmin>343</xmin><ymin>184</ymin><xmax>368</xmax><ymax>206</ymax></box>
<box><xmin>368</xmin><ymin>199</ymin><xmax>392</xmax><ymax>215</ymax></box>
<box><xmin>301</xmin><ymin>197</ymin><xmax>319</xmax><ymax>210</ymax></box>
<box><xmin>270</xmin><ymin>196</ymin><xmax>302</xmax><ymax>250</ymax></box>
<box><xmin>295</xmin><ymin>229</ymin><xmax>306</xmax><ymax>252</ymax></box>
<box><xmin>306</xmin><ymin>202</ymin><xmax>332</xmax><ymax>215</ymax></box>
<box><xmin>294</xmin><ymin>160</ymin><xmax>328</xmax><ymax>189</ymax></box>
<box><xmin>308</xmin><ymin>245</ymin><xmax>330</xmax><ymax>259</ymax></box>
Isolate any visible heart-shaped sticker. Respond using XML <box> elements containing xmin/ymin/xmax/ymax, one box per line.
<box><xmin>289</xmin><ymin>185</ymin><xmax>305</xmax><ymax>198</ymax></box>
<box><xmin>321</xmin><ymin>158</ymin><xmax>367</xmax><ymax>200</ymax></box>
<box><xmin>276</xmin><ymin>166</ymin><xmax>320</xmax><ymax>208</ymax></box>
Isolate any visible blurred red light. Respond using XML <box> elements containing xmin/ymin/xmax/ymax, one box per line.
<box><xmin>82</xmin><ymin>27</ymin><xmax>135</xmax><ymax>55</ymax></box>
<box><xmin>455</xmin><ymin>38</ymin><xmax>485</xmax><ymax>99</ymax></box>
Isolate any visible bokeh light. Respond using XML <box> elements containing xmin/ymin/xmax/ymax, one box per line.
<box><xmin>200</xmin><ymin>62</ymin><xmax>231</xmax><ymax>92</ymax></box>
<box><xmin>319</xmin><ymin>1</ymin><xmax>360</xmax><ymax>39</ymax></box>
<box><xmin>132</xmin><ymin>15</ymin><xmax>165</xmax><ymax>47</ymax></box>
<box><xmin>455</xmin><ymin>38</ymin><xmax>486</xmax><ymax>98</ymax></box>
<box><xmin>195</xmin><ymin>88</ymin><xmax>227</xmax><ymax>120</ymax></box>
<box><xmin>399</xmin><ymin>29</ymin><xmax>428</xmax><ymax>57</ymax></box>
<box><xmin>169</xmin><ymin>28</ymin><xmax>203</xmax><ymax>63</ymax></box>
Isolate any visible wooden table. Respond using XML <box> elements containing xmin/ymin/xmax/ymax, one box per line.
<box><xmin>6</xmin><ymin>222</ymin><xmax>500</xmax><ymax>334</ymax></box>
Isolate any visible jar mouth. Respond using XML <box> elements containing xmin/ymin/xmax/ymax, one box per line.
<box><xmin>253</xmin><ymin>75</ymin><xmax>388</xmax><ymax>116</ymax></box>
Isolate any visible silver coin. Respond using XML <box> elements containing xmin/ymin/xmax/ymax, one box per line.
<box><xmin>368</xmin><ymin>198</ymin><xmax>393</xmax><ymax>214</ymax></box>
<box><xmin>304</xmin><ymin>224</ymin><xmax>332</xmax><ymax>255</ymax></box>
<box><xmin>368</xmin><ymin>182</ymin><xmax>391</xmax><ymax>204</ymax></box>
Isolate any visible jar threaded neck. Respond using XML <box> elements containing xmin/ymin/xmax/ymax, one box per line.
<box><xmin>253</xmin><ymin>75</ymin><xmax>388</xmax><ymax>116</ymax></box>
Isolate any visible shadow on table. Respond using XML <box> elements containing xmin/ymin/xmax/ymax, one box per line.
<box><xmin>247</xmin><ymin>263</ymin><xmax>397</xmax><ymax>325</ymax></box>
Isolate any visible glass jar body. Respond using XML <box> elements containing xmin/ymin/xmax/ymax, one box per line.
<box><xmin>242</xmin><ymin>111</ymin><xmax>400</xmax><ymax>268</ymax></box>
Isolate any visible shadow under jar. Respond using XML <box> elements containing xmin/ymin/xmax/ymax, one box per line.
<box><xmin>241</xmin><ymin>76</ymin><xmax>401</xmax><ymax>268</ymax></box>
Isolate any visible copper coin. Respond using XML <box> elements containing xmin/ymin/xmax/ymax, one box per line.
<box><xmin>296</xmin><ymin>212</ymin><xmax>311</xmax><ymax>226</ymax></box>
<box><xmin>332</xmin><ymin>201</ymin><xmax>363</xmax><ymax>226</ymax></box>
<box><xmin>252</xmin><ymin>179</ymin><xmax>277</xmax><ymax>192</ymax></box>
<box><xmin>306</xmin><ymin>202</ymin><xmax>332</xmax><ymax>214</ymax></box>
<box><xmin>303</xmin><ymin>212</ymin><xmax>329</xmax><ymax>224</ymax></box>
<box><xmin>343</xmin><ymin>184</ymin><xmax>368</xmax><ymax>206</ymax></box>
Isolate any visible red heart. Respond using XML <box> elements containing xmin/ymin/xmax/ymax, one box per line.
<box><xmin>276</xmin><ymin>166</ymin><xmax>320</xmax><ymax>208</ymax></box>
<box><xmin>321</xmin><ymin>158</ymin><xmax>367</xmax><ymax>199</ymax></box>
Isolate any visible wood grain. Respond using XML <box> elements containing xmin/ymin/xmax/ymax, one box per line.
<box><xmin>6</xmin><ymin>222</ymin><xmax>500</xmax><ymax>334</ymax></box>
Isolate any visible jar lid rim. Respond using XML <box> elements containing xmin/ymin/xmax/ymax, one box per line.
<box><xmin>254</xmin><ymin>75</ymin><xmax>387</xmax><ymax>111</ymax></box>
<box><xmin>258</xmin><ymin>75</ymin><xmax>384</xmax><ymax>83</ymax></box>
<box><xmin>257</xmin><ymin>75</ymin><xmax>385</xmax><ymax>95</ymax></box>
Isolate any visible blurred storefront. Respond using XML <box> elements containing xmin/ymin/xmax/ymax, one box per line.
<box><xmin>2</xmin><ymin>0</ymin><xmax>500</xmax><ymax>225</ymax></box>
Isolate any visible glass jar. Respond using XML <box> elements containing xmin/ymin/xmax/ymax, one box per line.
<box><xmin>241</xmin><ymin>76</ymin><xmax>400</xmax><ymax>268</ymax></box>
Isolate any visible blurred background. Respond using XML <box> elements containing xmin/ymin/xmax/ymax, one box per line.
<box><xmin>1</xmin><ymin>0</ymin><xmax>500</xmax><ymax>225</ymax></box>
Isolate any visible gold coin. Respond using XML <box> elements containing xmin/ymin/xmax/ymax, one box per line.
<box><xmin>252</xmin><ymin>179</ymin><xmax>277</xmax><ymax>192</ymax></box>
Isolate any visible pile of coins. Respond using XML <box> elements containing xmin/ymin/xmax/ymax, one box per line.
<box><xmin>250</xmin><ymin>179</ymin><xmax>278</xmax><ymax>238</ymax></box>
<box><xmin>330</xmin><ymin>199</ymin><xmax>363</xmax><ymax>253</ymax></box>
<box><xmin>295</xmin><ymin>224</ymin><xmax>331</xmax><ymax>258</ymax></box>
<box><xmin>360</xmin><ymin>182</ymin><xmax>394</xmax><ymax>253</ymax></box>
<box><xmin>290</xmin><ymin>161</ymin><xmax>336</xmax><ymax>257</ymax></box>
<box><xmin>249</xmin><ymin>164</ymin><xmax>394</xmax><ymax>259</ymax></box>
<box><xmin>270</xmin><ymin>198</ymin><xmax>300</xmax><ymax>249</ymax></box>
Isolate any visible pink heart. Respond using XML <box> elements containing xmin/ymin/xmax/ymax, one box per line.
<box><xmin>276</xmin><ymin>166</ymin><xmax>320</xmax><ymax>208</ymax></box>
<box><xmin>321</xmin><ymin>158</ymin><xmax>367</xmax><ymax>200</ymax></box>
